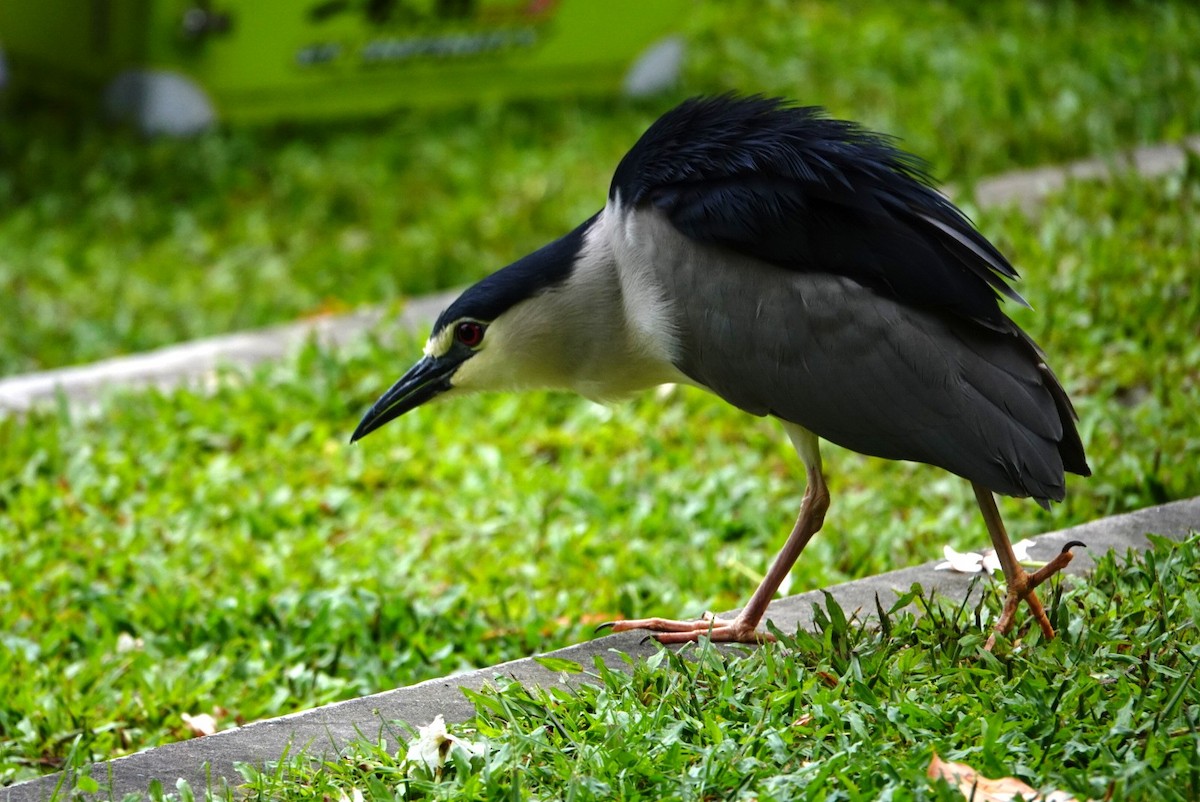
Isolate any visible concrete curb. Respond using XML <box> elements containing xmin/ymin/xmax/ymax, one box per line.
<box><xmin>5</xmin><ymin>497</ymin><xmax>1199</xmax><ymax>801</ymax></box>
<box><xmin>0</xmin><ymin>291</ymin><xmax>457</xmax><ymax>414</ymax></box>
<box><xmin>970</xmin><ymin>135</ymin><xmax>1200</xmax><ymax>213</ymax></box>
<box><xmin>1</xmin><ymin>136</ymin><xmax>1198</xmax><ymax>414</ymax></box>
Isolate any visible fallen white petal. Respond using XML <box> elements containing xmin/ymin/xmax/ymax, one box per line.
<box><xmin>1010</xmin><ymin>539</ymin><xmax>1035</xmax><ymax>563</ymax></box>
<box><xmin>935</xmin><ymin>545</ymin><xmax>986</xmax><ymax>574</ymax></box>
<box><xmin>181</xmin><ymin>712</ymin><xmax>218</xmax><ymax>737</ymax></box>
<box><xmin>777</xmin><ymin>570</ymin><xmax>793</xmax><ymax>598</ymax></box>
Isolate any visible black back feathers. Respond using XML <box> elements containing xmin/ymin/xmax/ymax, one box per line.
<box><xmin>610</xmin><ymin>95</ymin><xmax>1026</xmax><ymax>330</ymax></box>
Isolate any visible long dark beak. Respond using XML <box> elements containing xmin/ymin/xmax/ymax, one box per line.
<box><xmin>351</xmin><ymin>355</ymin><xmax>459</xmax><ymax>442</ymax></box>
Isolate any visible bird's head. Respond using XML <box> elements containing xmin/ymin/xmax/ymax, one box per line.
<box><xmin>351</xmin><ymin>218</ymin><xmax>601</xmax><ymax>442</ymax></box>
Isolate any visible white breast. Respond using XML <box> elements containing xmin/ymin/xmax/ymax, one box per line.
<box><xmin>564</xmin><ymin>198</ymin><xmax>690</xmax><ymax>399</ymax></box>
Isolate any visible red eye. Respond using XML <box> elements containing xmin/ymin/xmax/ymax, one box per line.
<box><xmin>455</xmin><ymin>321</ymin><xmax>485</xmax><ymax>348</ymax></box>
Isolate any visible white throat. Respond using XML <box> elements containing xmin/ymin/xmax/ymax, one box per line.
<box><xmin>447</xmin><ymin>201</ymin><xmax>688</xmax><ymax>401</ymax></box>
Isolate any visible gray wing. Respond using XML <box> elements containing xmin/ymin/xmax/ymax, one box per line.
<box><xmin>651</xmin><ymin>223</ymin><xmax>1080</xmax><ymax>503</ymax></box>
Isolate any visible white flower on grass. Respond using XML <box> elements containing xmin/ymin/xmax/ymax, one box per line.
<box><xmin>403</xmin><ymin>714</ymin><xmax>485</xmax><ymax>775</ymax></box>
<box><xmin>935</xmin><ymin>540</ymin><xmax>1035</xmax><ymax>575</ymax></box>
<box><xmin>337</xmin><ymin>788</ymin><xmax>364</xmax><ymax>802</ymax></box>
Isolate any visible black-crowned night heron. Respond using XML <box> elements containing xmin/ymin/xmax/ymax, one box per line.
<box><xmin>353</xmin><ymin>95</ymin><xmax>1090</xmax><ymax>649</ymax></box>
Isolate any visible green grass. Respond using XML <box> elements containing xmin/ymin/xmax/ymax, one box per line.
<box><xmin>3</xmin><ymin>0</ymin><xmax>1200</xmax><ymax>791</ymax></box>
<box><xmin>228</xmin><ymin>535</ymin><xmax>1200</xmax><ymax>800</ymax></box>
<box><xmin>2</xmin><ymin>0</ymin><xmax>1199</xmax><ymax>374</ymax></box>
<box><xmin>2</xmin><ymin>168</ymin><xmax>1198</xmax><ymax>786</ymax></box>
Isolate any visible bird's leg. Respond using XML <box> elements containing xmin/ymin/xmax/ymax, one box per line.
<box><xmin>973</xmin><ymin>482</ymin><xmax>1079</xmax><ymax>650</ymax></box>
<box><xmin>600</xmin><ymin>426</ymin><xmax>829</xmax><ymax>645</ymax></box>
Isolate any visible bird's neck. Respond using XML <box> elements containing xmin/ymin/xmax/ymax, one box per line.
<box><xmin>547</xmin><ymin>205</ymin><xmax>688</xmax><ymax>400</ymax></box>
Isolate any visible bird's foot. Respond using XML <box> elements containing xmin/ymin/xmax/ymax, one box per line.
<box><xmin>597</xmin><ymin>611</ymin><xmax>773</xmax><ymax>644</ymax></box>
<box><xmin>984</xmin><ymin>540</ymin><xmax>1084</xmax><ymax>651</ymax></box>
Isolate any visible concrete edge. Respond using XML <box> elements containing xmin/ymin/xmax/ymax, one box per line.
<box><xmin>0</xmin><ymin>291</ymin><xmax>458</xmax><ymax>414</ymax></box>
<box><xmin>971</xmin><ymin>135</ymin><xmax>1200</xmax><ymax>213</ymax></box>
<box><xmin>1</xmin><ymin>136</ymin><xmax>1198</xmax><ymax>413</ymax></box>
<box><xmin>5</xmin><ymin>497</ymin><xmax>1199</xmax><ymax>802</ymax></box>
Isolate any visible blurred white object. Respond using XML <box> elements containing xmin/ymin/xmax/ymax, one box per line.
<box><xmin>623</xmin><ymin>35</ymin><xmax>685</xmax><ymax>98</ymax></box>
<box><xmin>180</xmin><ymin>711</ymin><xmax>218</xmax><ymax>737</ymax></box>
<box><xmin>103</xmin><ymin>69</ymin><xmax>215</xmax><ymax>136</ymax></box>
<box><xmin>935</xmin><ymin>540</ymin><xmax>1035</xmax><ymax>574</ymax></box>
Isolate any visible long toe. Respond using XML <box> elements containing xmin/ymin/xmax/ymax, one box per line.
<box><xmin>604</xmin><ymin>616</ymin><xmax>719</xmax><ymax>634</ymax></box>
<box><xmin>654</xmin><ymin>621</ymin><xmax>775</xmax><ymax>645</ymax></box>
<box><xmin>1026</xmin><ymin>540</ymin><xmax>1084</xmax><ymax>589</ymax></box>
<box><xmin>985</xmin><ymin>581</ymin><xmax>1049</xmax><ymax>651</ymax></box>
<box><xmin>985</xmin><ymin>573</ymin><xmax>1053</xmax><ymax>651</ymax></box>
<box><xmin>984</xmin><ymin>541</ymin><xmax>1084</xmax><ymax>651</ymax></box>
<box><xmin>601</xmin><ymin>614</ymin><xmax>772</xmax><ymax>644</ymax></box>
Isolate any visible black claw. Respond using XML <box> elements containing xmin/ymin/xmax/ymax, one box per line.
<box><xmin>1061</xmin><ymin>540</ymin><xmax>1087</xmax><ymax>555</ymax></box>
<box><xmin>639</xmin><ymin>635</ymin><xmax>659</xmax><ymax>646</ymax></box>
<box><xmin>593</xmin><ymin>621</ymin><xmax>616</xmax><ymax>633</ymax></box>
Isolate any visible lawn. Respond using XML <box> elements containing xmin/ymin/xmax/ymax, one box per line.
<box><xmin>236</xmin><ymin>534</ymin><xmax>1200</xmax><ymax>801</ymax></box>
<box><xmin>2</xmin><ymin>168</ymin><xmax>1197</xmax><ymax>787</ymax></box>
<box><xmin>1</xmin><ymin>0</ymin><xmax>1199</xmax><ymax>374</ymax></box>
<box><xmin>2</xmin><ymin>0</ymin><xmax>1199</xmax><ymax>793</ymax></box>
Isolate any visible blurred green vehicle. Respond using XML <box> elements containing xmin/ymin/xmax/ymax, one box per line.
<box><xmin>0</xmin><ymin>0</ymin><xmax>687</xmax><ymax>133</ymax></box>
